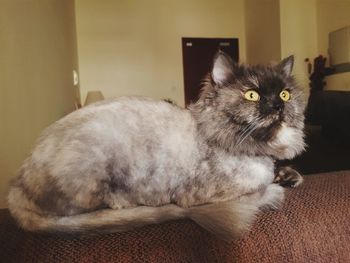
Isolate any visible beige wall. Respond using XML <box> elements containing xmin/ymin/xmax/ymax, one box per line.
<box><xmin>0</xmin><ymin>0</ymin><xmax>79</xmax><ymax>208</ymax></box>
<box><xmin>317</xmin><ymin>0</ymin><xmax>350</xmax><ymax>59</ymax></box>
<box><xmin>279</xmin><ymin>0</ymin><xmax>318</xmax><ymax>97</ymax></box>
<box><xmin>316</xmin><ymin>0</ymin><xmax>350</xmax><ymax>91</ymax></box>
<box><xmin>75</xmin><ymin>0</ymin><xmax>247</xmax><ymax>106</ymax></box>
<box><xmin>245</xmin><ymin>0</ymin><xmax>281</xmax><ymax>65</ymax></box>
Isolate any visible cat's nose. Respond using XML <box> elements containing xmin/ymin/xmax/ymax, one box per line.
<box><xmin>266</xmin><ymin>100</ymin><xmax>283</xmax><ymax>112</ymax></box>
<box><xmin>260</xmin><ymin>99</ymin><xmax>283</xmax><ymax>115</ymax></box>
<box><xmin>273</xmin><ymin>101</ymin><xmax>283</xmax><ymax>111</ymax></box>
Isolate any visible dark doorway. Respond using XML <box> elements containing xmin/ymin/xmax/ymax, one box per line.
<box><xmin>182</xmin><ymin>38</ymin><xmax>239</xmax><ymax>106</ymax></box>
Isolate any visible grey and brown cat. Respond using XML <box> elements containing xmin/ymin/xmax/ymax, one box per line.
<box><xmin>8</xmin><ymin>51</ymin><xmax>305</xmax><ymax>240</ymax></box>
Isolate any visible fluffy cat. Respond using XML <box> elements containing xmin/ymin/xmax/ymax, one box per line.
<box><xmin>8</xmin><ymin>51</ymin><xmax>305</xmax><ymax>240</ymax></box>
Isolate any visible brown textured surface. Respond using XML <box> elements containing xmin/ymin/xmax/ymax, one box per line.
<box><xmin>1</xmin><ymin>170</ymin><xmax>350</xmax><ymax>263</ymax></box>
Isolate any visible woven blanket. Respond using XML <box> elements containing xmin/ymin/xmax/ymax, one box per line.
<box><xmin>1</xmin><ymin>170</ymin><xmax>349</xmax><ymax>263</ymax></box>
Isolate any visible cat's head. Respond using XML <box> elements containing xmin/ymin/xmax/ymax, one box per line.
<box><xmin>190</xmin><ymin>51</ymin><xmax>306</xmax><ymax>159</ymax></box>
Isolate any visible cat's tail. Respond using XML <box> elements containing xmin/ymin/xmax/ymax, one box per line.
<box><xmin>9</xmin><ymin>188</ymin><xmax>258</xmax><ymax>240</ymax></box>
<box><xmin>187</xmin><ymin>201</ymin><xmax>259</xmax><ymax>240</ymax></box>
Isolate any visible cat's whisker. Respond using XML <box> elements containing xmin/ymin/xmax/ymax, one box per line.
<box><xmin>235</xmin><ymin>116</ymin><xmax>262</xmax><ymax>147</ymax></box>
<box><xmin>236</xmin><ymin>123</ymin><xmax>255</xmax><ymax>146</ymax></box>
<box><xmin>236</xmin><ymin>118</ymin><xmax>259</xmax><ymax>142</ymax></box>
<box><xmin>238</xmin><ymin>115</ymin><xmax>261</xmax><ymax>136</ymax></box>
<box><xmin>236</xmin><ymin>123</ymin><xmax>260</xmax><ymax>148</ymax></box>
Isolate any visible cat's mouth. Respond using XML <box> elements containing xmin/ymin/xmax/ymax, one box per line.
<box><xmin>247</xmin><ymin>112</ymin><xmax>283</xmax><ymax>142</ymax></box>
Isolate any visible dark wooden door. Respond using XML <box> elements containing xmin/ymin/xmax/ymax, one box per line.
<box><xmin>182</xmin><ymin>38</ymin><xmax>239</xmax><ymax>106</ymax></box>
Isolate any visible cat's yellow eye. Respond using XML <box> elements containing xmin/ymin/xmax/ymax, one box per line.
<box><xmin>280</xmin><ymin>90</ymin><xmax>290</xmax><ymax>101</ymax></box>
<box><xmin>244</xmin><ymin>90</ymin><xmax>260</xmax><ymax>101</ymax></box>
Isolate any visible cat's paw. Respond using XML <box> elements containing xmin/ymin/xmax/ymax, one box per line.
<box><xmin>274</xmin><ymin>166</ymin><xmax>303</xmax><ymax>188</ymax></box>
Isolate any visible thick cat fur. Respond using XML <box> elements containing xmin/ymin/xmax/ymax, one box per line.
<box><xmin>8</xmin><ymin>52</ymin><xmax>305</xmax><ymax>240</ymax></box>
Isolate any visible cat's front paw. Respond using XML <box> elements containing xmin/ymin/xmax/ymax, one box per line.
<box><xmin>274</xmin><ymin>166</ymin><xmax>303</xmax><ymax>188</ymax></box>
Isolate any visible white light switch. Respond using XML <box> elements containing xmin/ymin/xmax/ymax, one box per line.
<box><xmin>73</xmin><ymin>70</ymin><xmax>79</xmax><ymax>86</ymax></box>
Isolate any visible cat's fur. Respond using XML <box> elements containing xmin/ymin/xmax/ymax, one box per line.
<box><xmin>7</xmin><ymin>51</ymin><xmax>305</xmax><ymax>240</ymax></box>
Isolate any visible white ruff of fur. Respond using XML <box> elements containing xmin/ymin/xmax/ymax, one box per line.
<box><xmin>270</xmin><ymin>123</ymin><xmax>305</xmax><ymax>160</ymax></box>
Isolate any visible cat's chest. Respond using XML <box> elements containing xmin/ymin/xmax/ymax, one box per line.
<box><xmin>213</xmin><ymin>151</ymin><xmax>275</xmax><ymax>192</ymax></box>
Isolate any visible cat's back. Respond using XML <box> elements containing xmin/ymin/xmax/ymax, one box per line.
<box><xmin>41</xmin><ymin>96</ymin><xmax>192</xmax><ymax>139</ymax></box>
<box><xmin>30</xmin><ymin>96</ymin><xmax>200</xmax><ymax>175</ymax></box>
<box><xmin>65</xmin><ymin>96</ymin><xmax>194</xmax><ymax>140</ymax></box>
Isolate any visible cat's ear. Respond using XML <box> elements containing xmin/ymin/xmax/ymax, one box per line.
<box><xmin>278</xmin><ymin>55</ymin><xmax>294</xmax><ymax>76</ymax></box>
<box><xmin>211</xmin><ymin>51</ymin><xmax>235</xmax><ymax>85</ymax></box>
